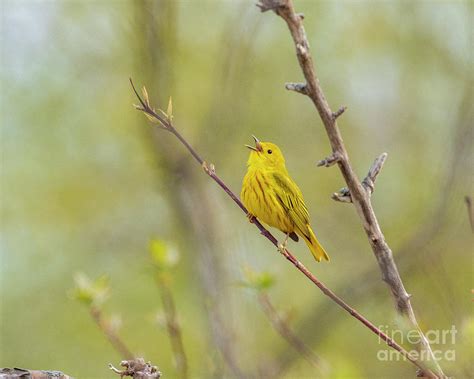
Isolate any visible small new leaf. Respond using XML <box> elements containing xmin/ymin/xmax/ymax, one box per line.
<box><xmin>144</xmin><ymin>112</ymin><xmax>160</xmax><ymax>124</ymax></box>
<box><xmin>142</xmin><ymin>86</ymin><xmax>150</xmax><ymax>107</ymax></box>
<box><xmin>241</xmin><ymin>266</ymin><xmax>275</xmax><ymax>291</ymax></box>
<box><xmin>71</xmin><ymin>272</ymin><xmax>110</xmax><ymax>307</ymax></box>
<box><xmin>166</xmin><ymin>97</ymin><xmax>173</xmax><ymax>121</ymax></box>
<box><xmin>159</xmin><ymin>109</ymin><xmax>169</xmax><ymax>119</ymax></box>
<box><xmin>150</xmin><ymin>239</ymin><xmax>179</xmax><ymax>271</ymax></box>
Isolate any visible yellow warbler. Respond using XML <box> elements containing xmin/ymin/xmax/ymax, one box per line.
<box><xmin>241</xmin><ymin>136</ymin><xmax>329</xmax><ymax>262</ymax></box>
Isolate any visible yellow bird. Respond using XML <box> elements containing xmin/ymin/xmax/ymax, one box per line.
<box><xmin>241</xmin><ymin>136</ymin><xmax>329</xmax><ymax>262</ymax></box>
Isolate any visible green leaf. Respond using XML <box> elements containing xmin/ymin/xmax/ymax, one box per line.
<box><xmin>166</xmin><ymin>97</ymin><xmax>173</xmax><ymax>120</ymax></box>
<box><xmin>150</xmin><ymin>239</ymin><xmax>179</xmax><ymax>271</ymax></box>
<box><xmin>70</xmin><ymin>272</ymin><xmax>110</xmax><ymax>307</ymax></box>
<box><xmin>241</xmin><ymin>266</ymin><xmax>275</xmax><ymax>291</ymax></box>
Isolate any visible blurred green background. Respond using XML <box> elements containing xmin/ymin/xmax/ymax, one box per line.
<box><xmin>1</xmin><ymin>1</ymin><xmax>472</xmax><ymax>378</ymax></box>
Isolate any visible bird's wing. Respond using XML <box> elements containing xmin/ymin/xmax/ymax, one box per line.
<box><xmin>271</xmin><ymin>171</ymin><xmax>311</xmax><ymax>236</ymax></box>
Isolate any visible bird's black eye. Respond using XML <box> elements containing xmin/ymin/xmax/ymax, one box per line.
<box><xmin>267</xmin><ymin>149</ymin><xmax>272</xmax><ymax>154</ymax></box>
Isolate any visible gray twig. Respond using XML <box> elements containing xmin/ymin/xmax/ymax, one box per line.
<box><xmin>257</xmin><ymin>292</ymin><xmax>327</xmax><ymax>373</ymax></box>
<box><xmin>285</xmin><ymin>82</ymin><xmax>308</xmax><ymax>95</ymax></box>
<box><xmin>332</xmin><ymin>153</ymin><xmax>388</xmax><ymax>203</ymax></box>
<box><xmin>363</xmin><ymin>152</ymin><xmax>388</xmax><ymax>194</ymax></box>
<box><xmin>90</xmin><ymin>306</ymin><xmax>134</xmax><ymax>360</ymax></box>
<box><xmin>317</xmin><ymin>152</ymin><xmax>341</xmax><ymax>168</ymax></box>
<box><xmin>155</xmin><ymin>276</ymin><xmax>188</xmax><ymax>379</ymax></box>
<box><xmin>332</xmin><ymin>106</ymin><xmax>347</xmax><ymax>120</ymax></box>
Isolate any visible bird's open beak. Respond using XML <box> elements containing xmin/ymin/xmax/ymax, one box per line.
<box><xmin>245</xmin><ymin>135</ymin><xmax>263</xmax><ymax>152</ymax></box>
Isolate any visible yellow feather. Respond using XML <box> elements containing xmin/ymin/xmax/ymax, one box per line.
<box><xmin>241</xmin><ymin>140</ymin><xmax>329</xmax><ymax>262</ymax></box>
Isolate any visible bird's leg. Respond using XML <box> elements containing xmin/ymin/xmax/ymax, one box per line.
<box><xmin>246</xmin><ymin>213</ymin><xmax>255</xmax><ymax>223</ymax></box>
<box><xmin>278</xmin><ymin>233</ymin><xmax>290</xmax><ymax>255</ymax></box>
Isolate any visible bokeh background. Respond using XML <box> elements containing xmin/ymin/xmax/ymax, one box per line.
<box><xmin>1</xmin><ymin>1</ymin><xmax>472</xmax><ymax>378</ymax></box>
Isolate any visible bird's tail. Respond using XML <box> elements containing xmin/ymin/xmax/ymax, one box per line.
<box><xmin>302</xmin><ymin>225</ymin><xmax>330</xmax><ymax>262</ymax></box>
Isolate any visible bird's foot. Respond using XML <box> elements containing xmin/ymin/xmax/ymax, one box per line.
<box><xmin>246</xmin><ymin>213</ymin><xmax>255</xmax><ymax>223</ymax></box>
<box><xmin>277</xmin><ymin>240</ymin><xmax>288</xmax><ymax>255</ymax></box>
<box><xmin>277</xmin><ymin>233</ymin><xmax>290</xmax><ymax>255</ymax></box>
<box><xmin>202</xmin><ymin>161</ymin><xmax>215</xmax><ymax>175</ymax></box>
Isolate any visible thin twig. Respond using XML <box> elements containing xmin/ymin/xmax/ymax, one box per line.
<box><xmin>156</xmin><ymin>276</ymin><xmax>188</xmax><ymax>379</ymax></box>
<box><xmin>130</xmin><ymin>79</ymin><xmax>432</xmax><ymax>375</ymax></box>
<box><xmin>332</xmin><ymin>106</ymin><xmax>347</xmax><ymax>120</ymax></box>
<box><xmin>332</xmin><ymin>153</ymin><xmax>388</xmax><ymax>202</ymax></box>
<box><xmin>257</xmin><ymin>1</ymin><xmax>445</xmax><ymax>377</ymax></box>
<box><xmin>317</xmin><ymin>152</ymin><xmax>341</xmax><ymax>168</ymax></box>
<box><xmin>363</xmin><ymin>152</ymin><xmax>388</xmax><ymax>194</ymax></box>
<box><xmin>90</xmin><ymin>306</ymin><xmax>134</xmax><ymax>360</ymax></box>
<box><xmin>257</xmin><ymin>292</ymin><xmax>325</xmax><ymax>372</ymax></box>
<box><xmin>285</xmin><ymin>82</ymin><xmax>308</xmax><ymax>95</ymax></box>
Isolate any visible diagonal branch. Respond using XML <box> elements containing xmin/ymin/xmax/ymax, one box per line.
<box><xmin>130</xmin><ymin>79</ymin><xmax>435</xmax><ymax>376</ymax></box>
<box><xmin>257</xmin><ymin>0</ymin><xmax>446</xmax><ymax>377</ymax></box>
<box><xmin>90</xmin><ymin>306</ymin><xmax>134</xmax><ymax>360</ymax></box>
<box><xmin>155</xmin><ymin>276</ymin><xmax>188</xmax><ymax>379</ymax></box>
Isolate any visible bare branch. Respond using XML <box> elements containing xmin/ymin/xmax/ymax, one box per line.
<box><xmin>332</xmin><ymin>153</ymin><xmax>388</xmax><ymax>202</ymax></box>
<box><xmin>130</xmin><ymin>81</ymin><xmax>434</xmax><ymax>376</ymax></box>
<box><xmin>331</xmin><ymin>187</ymin><xmax>352</xmax><ymax>203</ymax></box>
<box><xmin>155</xmin><ymin>276</ymin><xmax>188</xmax><ymax>379</ymax></box>
<box><xmin>332</xmin><ymin>106</ymin><xmax>347</xmax><ymax>120</ymax></box>
<box><xmin>259</xmin><ymin>0</ymin><xmax>446</xmax><ymax>377</ymax></box>
<box><xmin>317</xmin><ymin>152</ymin><xmax>341</xmax><ymax>167</ymax></box>
<box><xmin>257</xmin><ymin>292</ymin><xmax>326</xmax><ymax>373</ymax></box>
<box><xmin>285</xmin><ymin>82</ymin><xmax>308</xmax><ymax>95</ymax></box>
<box><xmin>90</xmin><ymin>306</ymin><xmax>134</xmax><ymax>360</ymax></box>
<box><xmin>362</xmin><ymin>152</ymin><xmax>388</xmax><ymax>195</ymax></box>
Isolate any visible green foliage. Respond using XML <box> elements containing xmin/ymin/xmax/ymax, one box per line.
<box><xmin>240</xmin><ymin>266</ymin><xmax>275</xmax><ymax>292</ymax></box>
<box><xmin>70</xmin><ymin>272</ymin><xmax>110</xmax><ymax>307</ymax></box>
<box><xmin>149</xmin><ymin>239</ymin><xmax>179</xmax><ymax>272</ymax></box>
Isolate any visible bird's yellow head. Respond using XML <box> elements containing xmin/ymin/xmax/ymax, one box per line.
<box><xmin>245</xmin><ymin>135</ymin><xmax>286</xmax><ymax>169</ymax></box>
